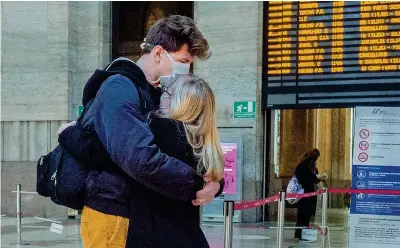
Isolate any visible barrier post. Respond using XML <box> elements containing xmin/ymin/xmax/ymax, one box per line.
<box><xmin>223</xmin><ymin>201</ymin><xmax>234</xmax><ymax>248</ymax></box>
<box><xmin>16</xmin><ymin>184</ymin><xmax>22</xmax><ymax>245</ymax></box>
<box><xmin>321</xmin><ymin>188</ymin><xmax>328</xmax><ymax>248</ymax></box>
<box><xmin>277</xmin><ymin>191</ymin><xmax>286</xmax><ymax>248</ymax></box>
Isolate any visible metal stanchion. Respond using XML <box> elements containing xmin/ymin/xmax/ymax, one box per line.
<box><xmin>277</xmin><ymin>191</ymin><xmax>286</xmax><ymax>248</ymax></box>
<box><xmin>16</xmin><ymin>184</ymin><xmax>22</xmax><ymax>245</ymax></box>
<box><xmin>321</xmin><ymin>188</ymin><xmax>328</xmax><ymax>248</ymax></box>
<box><xmin>223</xmin><ymin>201</ymin><xmax>234</xmax><ymax>248</ymax></box>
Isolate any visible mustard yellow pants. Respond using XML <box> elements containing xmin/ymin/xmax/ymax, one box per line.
<box><xmin>80</xmin><ymin>207</ymin><xmax>129</xmax><ymax>248</ymax></box>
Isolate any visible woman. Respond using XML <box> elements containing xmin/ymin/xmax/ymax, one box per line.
<box><xmin>294</xmin><ymin>149</ymin><xmax>325</xmax><ymax>241</ymax></box>
<box><xmin>126</xmin><ymin>75</ymin><xmax>224</xmax><ymax>247</ymax></box>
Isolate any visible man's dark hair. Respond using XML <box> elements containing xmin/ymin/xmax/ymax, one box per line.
<box><xmin>142</xmin><ymin>15</ymin><xmax>211</xmax><ymax>60</ymax></box>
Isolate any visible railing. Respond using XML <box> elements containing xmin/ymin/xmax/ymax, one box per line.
<box><xmin>9</xmin><ymin>184</ymin><xmax>400</xmax><ymax>247</ymax></box>
<box><xmin>223</xmin><ymin>187</ymin><xmax>400</xmax><ymax>248</ymax></box>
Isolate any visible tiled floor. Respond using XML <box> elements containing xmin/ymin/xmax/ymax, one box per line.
<box><xmin>1</xmin><ymin>210</ymin><xmax>349</xmax><ymax>248</ymax></box>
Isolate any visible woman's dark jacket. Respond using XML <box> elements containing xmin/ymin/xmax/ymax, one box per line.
<box><xmin>126</xmin><ymin>115</ymin><xmax>213</xmax><ymax>248</ymax></box>
<box><xmin>295</xmin><ymin>159</ymin><xmax>320</xmax><ymax>217</ymax></box>
<box><xmin>295</xmin><ymin>159</ymin><xmax>320</xmax><ymax>193</ymax></box>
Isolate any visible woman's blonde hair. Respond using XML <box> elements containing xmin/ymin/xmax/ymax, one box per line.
<box><xmin>168</xmin><ymin>75</ymin><xmax>224</xmax><ymax>181</ymax></box>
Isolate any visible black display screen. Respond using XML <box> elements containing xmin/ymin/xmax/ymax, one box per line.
<box><xmin>263</xmin><ymin>1</ymin><xmax>400</xmax><ymax>109</ymax></box>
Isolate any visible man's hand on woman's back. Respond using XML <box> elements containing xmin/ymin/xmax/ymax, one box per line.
<box><xmin>192</xmin><ymin>176</ymin><xmax>221</xmax><ymax>206</ymax></box>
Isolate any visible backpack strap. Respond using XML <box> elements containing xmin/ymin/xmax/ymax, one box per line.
<box><xmin>103</xmin><ymin>58</ymin><xmax>146</xmax><ymax>115</ymax></box>
<box><xmin>134</xmin><ymin>83</ymin><xmax>145</xmax><ymax>115</ymax></box>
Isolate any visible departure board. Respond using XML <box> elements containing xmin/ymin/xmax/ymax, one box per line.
<box><xmin>263</xmin><ymin>1</ymin><xmax>400</xmax><ymax>109</ymax></box>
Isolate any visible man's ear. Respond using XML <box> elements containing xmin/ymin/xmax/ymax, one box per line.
<box><xmin>152</xmin><ymin>45</ymin><xmax>164</xmax><ymax>64</ymax></box>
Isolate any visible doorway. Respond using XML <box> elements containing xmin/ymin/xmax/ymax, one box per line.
<box><xmin>112</xmin><ymin>1</ymin><xmax>193</xmax><ymax>61</ymax></box>
<box><xmin>267</xmin><ymin>108</ymin><xmax>354</xmax><ymax>219</ymax></box>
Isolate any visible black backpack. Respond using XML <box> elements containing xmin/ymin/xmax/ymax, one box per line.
<box><xmin>36</xmin><ymin>147</ymin><xmax>88</xmax><ymax>210</ymax></box>
<box><xmin>36</xmin><ymin>102</ymin><xmax>93</xmax><ymax>210</ymax></box>
<box><xmin>36</xmin><ymin>58</ymin><xmax>145</xmax><ymax>210</ymax></box>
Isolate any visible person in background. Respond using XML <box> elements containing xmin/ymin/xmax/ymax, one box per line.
<box><xmin>294</xmin><ymin>149</ymin><xmax>326</xmax><ymax>241</ymax></box>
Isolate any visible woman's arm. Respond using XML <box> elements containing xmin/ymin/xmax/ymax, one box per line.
<box><xmin>149</xmin><ymin>117</ymin><xmax>225</xmax><ymax>199</ymax></box>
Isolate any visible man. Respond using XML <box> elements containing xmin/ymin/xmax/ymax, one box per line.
<box><xmin>58</xmin><ymin>15</ymin><xmax>222</xmax><ymax>247</ymax></box>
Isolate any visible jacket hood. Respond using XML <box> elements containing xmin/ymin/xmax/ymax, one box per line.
<box><xmin>82</xmin><ymin>57</ymin><xmax>149</xmax><ymax>106</ymax></box>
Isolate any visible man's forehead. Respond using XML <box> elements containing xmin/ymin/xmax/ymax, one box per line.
<box><xmin>173</xmin><ymin>44</ymin><xmax>194</xmax><ymax>63</ymax></box>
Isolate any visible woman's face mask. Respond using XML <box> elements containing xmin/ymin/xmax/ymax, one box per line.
<box><xmin>158</xmin><ymin>50</ymin><xmax>190</xmax><ymax>88</ymax></box>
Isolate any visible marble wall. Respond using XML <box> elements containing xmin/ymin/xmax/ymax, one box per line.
<box><xmin>1</xmin><ymin>1</ymin><xmax>111</xmax><ymax>217</ymax></box>
<box><xmin>194</xmin><ymin>1</ymin><xmax>265</xmax><ymax>222</ymax></box>
<box><xmin>2</xmin><ymin>1</ymin><xmax>267</xmax><ymax>222</ymax></box>
<box><xmin>1</xmin><ymin>2</ymin><xmax>69</xmax><ymax>121</ymax></box>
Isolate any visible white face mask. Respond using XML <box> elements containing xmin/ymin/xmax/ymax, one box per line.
<box><xmin>158</xmin><ymin>50</ymin><xmax>190</xmax><ymax>88</ymax></box>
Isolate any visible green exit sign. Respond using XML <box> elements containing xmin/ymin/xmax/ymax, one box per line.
<box><xmin>77</xmin><ymin>105</ymin><xmax>84</xmax><ymax>117</ymax></box>
<box><xmin>233</xmin><ymin>101</ymin><xmax>256</xmax><ymax>119</ymax></box>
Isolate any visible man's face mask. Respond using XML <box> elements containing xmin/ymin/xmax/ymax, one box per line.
<box><xmin>159</xmin><ymin>50</ymin><xmax>190</xmax><ymax>88</ymax></box>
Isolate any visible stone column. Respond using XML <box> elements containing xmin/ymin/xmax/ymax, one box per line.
<box><xmin>194</xmin><ymin>1</ymin><xmax>264</xmax><ymax>222</ymax></box>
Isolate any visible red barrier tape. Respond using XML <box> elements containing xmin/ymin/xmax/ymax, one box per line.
<box><xmin>234</xmin><ymin>190</ymin><xmax>324</xmax><ymax>210</ymax></box>
<box><xmin>234</xmin><ymin>195</ymin><xmax>280</xmax><ymax>210</ymax></box>
<box><xmin>286</xmin><ymin>189</ymin><xmax>324</xmax><ymax>200</ymax></box>
<box><xmin>233</xmin><ymin>188</ymin><xmax>400</xmax><ymax>211</ymax></box>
